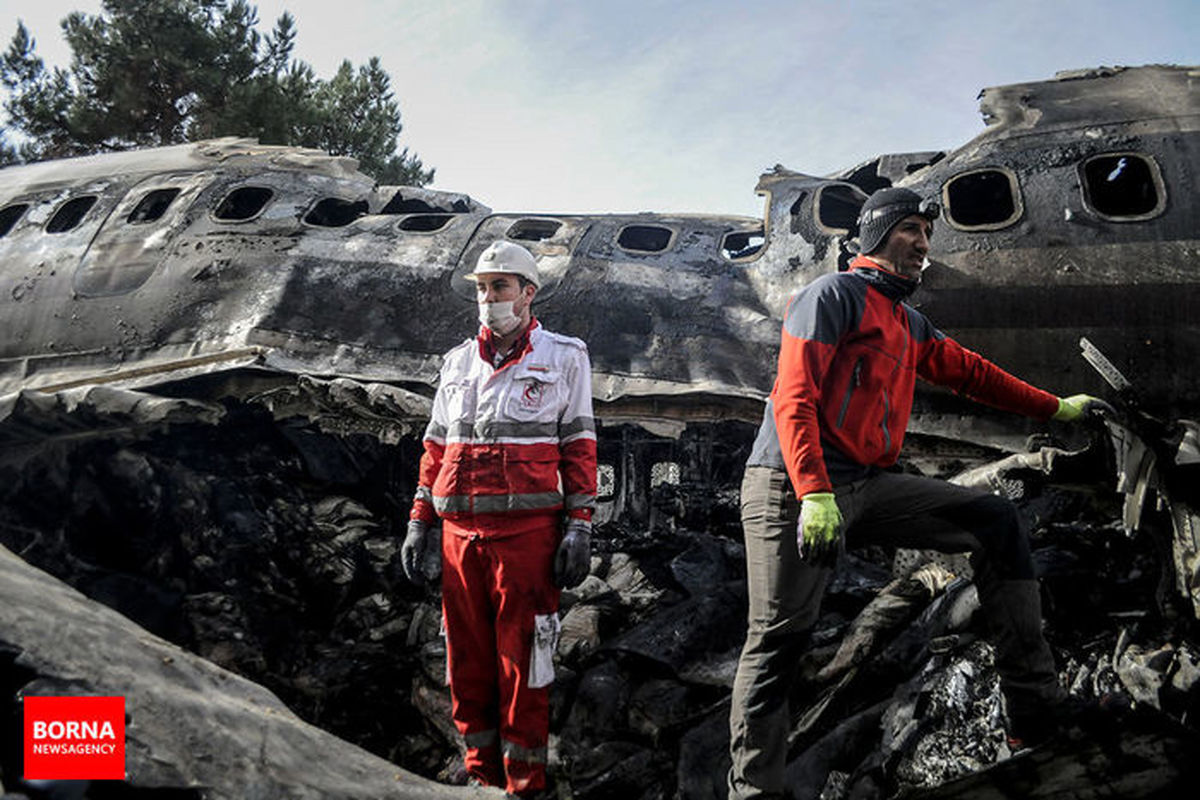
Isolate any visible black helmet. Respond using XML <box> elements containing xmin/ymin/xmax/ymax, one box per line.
<box><xmin>855</xmin><ymin>187</ymin><xmax>939</xmax><ymax>255</ymax></box>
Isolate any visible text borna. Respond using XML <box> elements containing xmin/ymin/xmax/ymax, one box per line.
<box><xmin>31</xmin><ymin>720</ymin><xmax>117</xmax><ymax>740</ymax></box>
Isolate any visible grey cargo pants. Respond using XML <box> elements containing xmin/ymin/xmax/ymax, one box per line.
<box><xmin>727</xmin><ymin>466</ymin><xmax>1062</xmax><ymax>799</ymax></box>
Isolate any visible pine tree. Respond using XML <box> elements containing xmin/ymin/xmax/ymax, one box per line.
<box><xmin>1</xmin><ymin>1</ymin><xmax>432</xmax><ymax>185</ymax></box>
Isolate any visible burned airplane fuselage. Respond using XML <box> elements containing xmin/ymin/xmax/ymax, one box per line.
<box><xmin>754</xmin><ymin>65</ymin><xmax>1200</xmax><ymax>449</ymax></box>
<box><xmin>0</xmin><ymin>65</ymin><xmax>1196</xmax><ymax>521</ymax></box>
<box><xmin>0</xmin><ymin>139</ymin><xmax>773</xmax><ymax>413</ymax></box>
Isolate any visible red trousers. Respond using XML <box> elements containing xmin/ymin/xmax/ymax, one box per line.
<box><xmin>441</xmin><ymin>514</ymin><xmax>561</xmax><ymax>796</ymax></box>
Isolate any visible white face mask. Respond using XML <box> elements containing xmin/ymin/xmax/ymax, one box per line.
<box><xmin>479</xmin><ymin>300</ymin><xmax>522</xmax><ymax>335</ymax></box>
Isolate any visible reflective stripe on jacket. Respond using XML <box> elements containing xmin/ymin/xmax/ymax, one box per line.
<box><xmin>411</xmin><ymin>320</ymin><xmax>597</xmax><ymax>528</ymax></box>
<box><xmin>753</xmin><ymin>257</ymin><xmax>1060</xmax><ymax>497</ymax></box>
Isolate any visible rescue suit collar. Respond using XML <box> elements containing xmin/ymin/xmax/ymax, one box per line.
<box><xmin>478</xmin><ymin>317</ymin><xmax>538</xmax><ymax>370</ymax></box>
<box><xmin>850</xmin><ymin>256</ymin><xmax>920</xmax><ymax>300</ymax></box>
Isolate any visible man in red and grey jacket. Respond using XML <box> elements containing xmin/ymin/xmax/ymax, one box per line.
<box><xmin>402</xmin><ymin>240</ymin><xmax>596</xmax><ymax>798</ymax></box>
<box><xmin>727</xmin><ymin>187</ymin><xmax>1110</xmax><ymax>799</ymax></box>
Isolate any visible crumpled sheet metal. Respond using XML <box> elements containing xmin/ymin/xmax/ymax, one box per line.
<box><xmin>948</xmin><ymin>445</ymin><xmax>1077</xmax><ymax>493</ymax></box>
<box><xmin>1106</xmin><ymin>417</ymin><xmax>1200</xmax><ymax>619</ymax></box>
<box><xmin>0</xmin><ymin>384</ymin><xmax>223</xmax><ymax>431</ymax></box>
<box><xmin>0</xmin><ymin>385</ymin><xmax>223</xmax><ymax>467</ymax></box>
<box><xmin>1175</xmin><ymin>420</ymin><xmax>1200</xmax><ymax>465</ymax></box>
<box><xmin>1112</xmin><ymin>628</ymin><xmax>1179</xmax><ymax>711</ymax></box>
<box><xmin>1168</xmin><ymin>500</ymin><xmax>1200</xmax><ymax>619</ymax></box>
<box><xmin>249</xmin><ymin>374</ymin><xmax>433</xmax><ymax>443</ymax></box>
<box><xmin>1106</xmin><ymin>419</ymin><xmax>1159</xmax><ymax>536</ymax></box>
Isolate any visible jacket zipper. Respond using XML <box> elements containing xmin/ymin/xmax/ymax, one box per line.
<box><xmin>837</xmin><ymin>358</ymin><xmax>863</xmax><ymax>428</ymax></box>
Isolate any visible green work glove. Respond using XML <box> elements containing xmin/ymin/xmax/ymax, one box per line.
<box><xmin>555</xmin><ymin>518</ymin><xmax>592</xmax><ymax>589</ymax></box>
<box><xmin>1053</xmin><ymin>394</ymin><xmax>1115</xmax><ymax>422</ymax></box>
<box><xmin>401</xmin><ymin>519</ymin><xmax>442</xmax><ymax>585</ymax></box>
<box><xmin>797</xmin><ymin>492</ymin><xmax>843</xmax><ymax>562</ymax></box>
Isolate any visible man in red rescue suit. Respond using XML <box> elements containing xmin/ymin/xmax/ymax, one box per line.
<box><xmin>402</xmin><ymin>240</ymin><xmax>596</xmax><ymax>797</ymax></box>
<box><xmin>727</xmin><ymin>187</ymin><xmax>1111</xmax><ymax>799</ymax></box>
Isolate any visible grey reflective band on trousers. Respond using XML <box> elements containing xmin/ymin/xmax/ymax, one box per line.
<box><xmin>502</xmin><ymin>739</ymin><xmax>547</xmax><ymax>764</ymax></box>
<box><xmin>463</xmin><ymin>729</ymin><xmax>498</xmax><ymax>748</ymax></box>
<box><xmin>434</xmin><ymin>491</ymin><xmax>564</xmax><ymax>514</ymax></box>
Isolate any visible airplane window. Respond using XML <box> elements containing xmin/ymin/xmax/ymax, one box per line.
<box><xmin>817</xmin><ymin>185</ymin><xmax>867</xmax><ymax>232</ymax></box>
<box><xmin>46</xmin><ymin>196</ymin><xmax>98</xmax><ymax>233</ymax></box>
<box><xmin>0</xmin><ymin>203</ymin><xmax>29</xmax><ymax>237</ymax></box>
<box><xmin>1081</xmin><ymin>153</ymin><xmax>1162</xmax><ymax>219</ymax></box>
<box><xmin>127</xmin><ymin>188</ymin><xmax>181</xmax><ymax>224</ymax></box>
<box><xmin>722</xmin><ymin>229</ymin><xmax>765</xmax><ymax>261</ymax></box>
<box><xmin>789</xmin><ymin>191</ymin><xmax>809</xmax><ymax>234</ymax></box>
<box><xmin>213</xmin><ymin>186</ymin><xmax>273</xmax><ymax>221</ymax></box>
<box><xmin>617</xmin><ymin>224</ymin><xmax>674</xmax><ymax>253</ymax></box>
<box><xmin>507</xmin><ymin>219</ymin><xmax>562</xmax><ymax>241</ymax></box>
<box><xmin>398</xmin><ymin>214</ymin><xmax>455</xmax><ymax>232</ymax></box>
<box><xmin>944</xmin><ymin>169</ymin><xmax>1020</xmax><ymax>229</ymax></box>
<box><xmin>304</xmin><ymin>197</ymin><xmax>369</xmax><ymax>227</ymax></box>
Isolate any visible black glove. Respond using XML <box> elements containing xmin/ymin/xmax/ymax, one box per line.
<box><xmin>401</xmin><ymin>519</ymin><xmax>441</xmax><ymax>585</ymax></box>
<box><xmin>554</xmin><ymin>518</ymin><xmax>591</xmax><ymax>589</ymax></box>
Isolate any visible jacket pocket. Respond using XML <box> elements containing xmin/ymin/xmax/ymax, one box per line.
<box><xmin>505</xmin><ymin>365</ymin><xmax>562</xmax><ymax>423</ymax></box>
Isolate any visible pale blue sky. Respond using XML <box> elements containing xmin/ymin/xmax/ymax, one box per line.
<box><xmin>6</xmin><ymin>1</ymin><xmax>1198</xmax><ymax>217</ymax></box>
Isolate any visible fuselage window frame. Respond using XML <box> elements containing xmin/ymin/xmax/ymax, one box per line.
<box><xmin>721</xmin><ymin>228</ymin><xmax>766</xmax><ymax>263</ymax></box>
<box><xmin>302</xmin><ymin>196</ymin><xmax>370</xmax><ymax>228</ymax></box>
<box><xmin>506</xmin><ymin>218</ymin><xmax>563</xmax><ymax>242</ymax></box>
<box><xmin>212</xmin><ymin>186</ymin><xmax>275</xmax><ymax>223</ymax></box>
<box><xmin>1079</xmin><ymin>152</ymin><xmax>1166</xmax><ymax>222</ymax></box>
<box><xmin>941</xmin><ymin>167</ymin><xmax>1024</xmax><ymax>232</ymax></box>
<box><xmin>127</xmin><ymin>188</ymin><xmax>183</xmax><ymax>225</ymax></box>
<box><xmin>616</xmin><ymin>223</ymin><xmax>676</xmax><ymax>254</ymax></box>
<box><xmin>814</xmin><ymin>183</ymin><xmax>869</xmax><ymax>235</ymax></box>
<box><xmin>0</xmin><ymin>203</ymin><xmax>30</xmax><ymax>238</ymax></box>
<box><xmin>46</xmin><ymin>195</ymin><xmax>100</xmax><ymax>234</ymax></box>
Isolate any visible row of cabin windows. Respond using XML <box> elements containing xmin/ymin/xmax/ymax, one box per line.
<box><xmin>0</xmin><ymin>184</ymin><xmax>766</xmax><ymax>262</ymax></box>
<box><xmin>0</xmin><ymin>186</ymin><xmax>764</xmax><ymax>264</ymax></box>
<box><xmin>786</xmin><ymin>151</ymin><xmax>1166</xmax><ymax>233</ymax></box>
<box><xmin>501</xmin><ymin>217</ymin><xmax>765</xmax><ymax>260</ymax></box>
<box><xmin>0</xmin><ymin>151</ymin><xmax>1161</xmax><ymax>248</ymax></box>
<box><xmin>0</xmin><ymin>185</ymin><xmax>439</xmax><ymax>238</ymax></box>
<box><xmin>940</xmin><ymin>152</ymin><xmax>1164</xmax><ymax>229</ymax></box>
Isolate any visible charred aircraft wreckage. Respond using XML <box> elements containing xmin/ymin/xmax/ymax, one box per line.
<box><xmin>0</xmin><ymin>65</ymin><xmax>1198</xmax><ymax>798</ymax></box>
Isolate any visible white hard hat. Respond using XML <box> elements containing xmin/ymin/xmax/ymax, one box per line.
<box><xmin>465</xmin><ymin>240</ymin><xmax>540</xmax><ymax>288</ymax></box>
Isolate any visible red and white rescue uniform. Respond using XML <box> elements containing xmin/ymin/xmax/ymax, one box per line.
<box><xmin>411</xmin><ymin>319</ymin><xmax>596</xmax><ymax>795</ymax></box>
